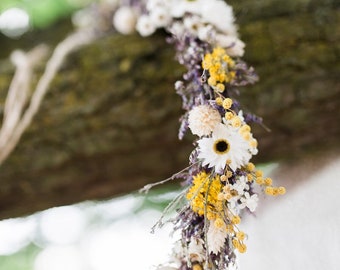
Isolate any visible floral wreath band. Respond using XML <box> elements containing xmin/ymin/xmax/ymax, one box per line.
<box><xmin>107</xmin><ymin>0</ymin><xmax>287</xmax><ymax>269</ymax></box>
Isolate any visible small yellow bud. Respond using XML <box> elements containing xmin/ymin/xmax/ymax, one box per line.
<box><xmin>232</xmin><ymin>238</ymin><xmax>240</xmax><ymax>248</ymax></box>
<box><xmin>230</xmin><ymin>190</ymin><xmax>238</xmax><ymax>198</ymax></box>
<box><xmin>226</xmin><ymin>224</ymin><xmax>234</xmax><ymax>233</ymax></box>
<box><xmin>217</xmin><ymin>193</ymin><xmax>225</xmax><ymax>201</ymax></box>
<box><xmin>216</xmin><ymin>83</ymin><xmax>225</xmax><ymax>92</ymax></box>
<box><xmin>247</xmin><ymin>173</ymin><xmax>253</xmax><ymax>182</ymax></box>
<box><xmin>255</xmin><ymin>170</ymin><xmax>263</xmax><ymax>177</ymax></box>
<box><xmin>265</xmin><ymin>186</ymin><xmax>275</xmax><ymax>196</ymax></box>
<box><xmin>226</xmin><ymin>171</ymin><xmax>233</xmax><ymax>178</ymax></box>
<box><xmin>220</xmin><ymin>175</ymin><xmax>228</xmax><ymax>182</ymax></box>
<box><xmin>215</xmin><ymin>97</ymin><xmax>223</xmax><ymax>106</ymax></box>
<box><xmin>224</xmin><ymin>193</ymin><xmax>232</xmax><ymax>201</ymax></box>
<box><xmin>225</xmin><ymin>111</ymin><xmax>234</xmax><ymax>120</ymax></box>
<box><xmin>192</xmin><ymin>264</ymin><xmax>203</xmax><ymax>270</ymax></box>
<box><xmin>232</xmin><ymin>215</ymin><xmax>241</xmax><ymax>224</ymax></box>
<box><xmin>222</xmin><ymin>98</ymin><xmax>233</xmax><ymax>109</ymax></box>
<box><xmin>232</xmin><ymin>116</ymin><xmax>242</xmax><ymax>128</ymax></box>
<box><xmin>264</xmin><ymin>177</ymin><xmax>273</xmax><ymax>186</ymax></box>
<box><xmin>242</xmin><ymin>132</ymin><xmax>251</xmax><ymax>141</ymax></box>
<box><xmin>236</xmin><ymin>231</ymin><xmax>246</xmax><ymax>241</ymax></box>
<box><xmin>250</xmin><ymin>139</ymin><xmax>258</xmax><ymax>148</ymax></box>
<box><xmin>223</xmin><ymin>185</ymin><xmax>231</xmax><ymax>193</ymax></box>
<box><xmin>240</xmin><ymin>124</ymin><xmax>251</xmax><ymax>133</ymax></box>
<box><xmin>208</xmin><ymin>76</ymin><xmax>217</xmax><ymax>86</ymax></box>
<box><xmin>255</xmin><ymin>177</ymin><xmax>264</xmax><ymax>185</ymax></box>
<box><xmin>237</xmin><ymin>243</ymin><xmax>247</xmax><ymax>253</ymax></box>
<box><xmin>278</xmin><ymin>186</ymin><xmax>286</xmax><ymax>195</ymax></box>
<box><xmin>207</xmin><ymin>212</ymin><xmax>216</xmax><ymax>220</ymax></box>
<box><xmin>272</xmin><ymin>188</ymin><xmax>279</xmax><ymax>196</ymax></box>
<box><xmin>247</xmin><ymin>162</ymin><xmax>255</xmax><ymax>171</ymax></box>
<box><xmin>214</xmin><ymin>218</ymin><xmax>225</xmax><ymax>228</ymax></box>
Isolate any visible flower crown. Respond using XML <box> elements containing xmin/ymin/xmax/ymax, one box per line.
<box><xmin>111</xmin><ymin>0</ymin><xmax>286</xmax><ymax>269</ymax></box>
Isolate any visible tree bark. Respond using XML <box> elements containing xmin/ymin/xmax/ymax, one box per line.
<box><xmin>0</xmin><ymin>0</ymin><xmax>339</xmax><ymax>220</ymax></box>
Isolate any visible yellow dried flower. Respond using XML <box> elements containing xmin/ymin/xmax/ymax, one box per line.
<box><xmin>255</xmin><ymin>177</ymin><xmax>264</xmax><ymax>185</ymax></box>
<box><xmin>231</xmin><ymin>215</ymin><xmax>241</xmax><ymax>224</ymax></box>
<box><xmin>215</xmin><ymin>97</ymin><xmax>223</xmax><ymax>106</ymax></box>
<box><xmin>216</xmin><ymin>83</ymin><xmax>225</xmax><ymax>92</ymax></box>
<box><xmin>222</xmin><ymin>98</ymin><xmax>233</xmax><ymax>109</ymax></box>
<box><xmin>192</xmin><ymin>264</ymin><xmax>203</xmax><ymax>270</ymax></box>
<box><xmin>202</xmin><ymin>47</ymin><xmax>236</xmax><ymax>90</ymax></box>
<box><xmin>232</xmin><ymin>238</ymin><xmax>240</xmax><ymax>249</ymax></box>
<box><xmin>264</xmin><ymin>177</ymin><xmax>273</xmax><ymax>186</ymax></box>
<box><xmin>278</xmin><ymin>186</ymin><xmax>286</xmax><ymax>195</ymax></box>
<box><xmin>186</xmin><ymin>172</ymin><xmax>223</xmax><ymax>219</ymax></box>
<box><xmin>265</xmin><ymin>186</ymin><xmax>275</xmax><ymax>195</ymax></box>
<box><xmin>231</xmin><ymin>116</ymin><xmax>242</xmax><ymax>128</ymax></box>
<box><xmin>226</xmin><ymin>224</ymin><xmax>234</xmax><ymax>233</ymax></box>
<box><xmin>225</xmin><ymin>111</ymin><xmax>234</xmax><ymax>120</ymax></box>
<box><xmin>246</xmin><ymin>162</ymin><xmax>255</xmax><ymax>171</ymax></box>
<box><xmin>214</xmin><ymin>218</ymin><xmax>225</xmax><ymax>228</ymax></box>
<box><xmin>226</xmin><ymin>171</ymin><xmax>233</xmax><ymax>178</ymax></box>
<box><xmin>237</xmin><ymin>243</ymin><xmax>247</xmax><ymax>253</ymax></box>
<box><xmin>236</xmin><ymin>231</ymin><xmax>246</xmax><ymax>241</ymax></box>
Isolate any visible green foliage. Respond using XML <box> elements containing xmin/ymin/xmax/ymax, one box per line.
<box><xmin>0</xmin><ymin>0</ymin><xmax>90</xmax><ymax>28</ymax></box>
<box><xmin>0</xmin><ymin>244</ymin><xmax>40</xmax><ymax>270</ymax></box>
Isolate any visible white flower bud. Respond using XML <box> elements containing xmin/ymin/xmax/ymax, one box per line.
<box><xmin>113</xmin><ymin>6</ymin><xmax>137</xmax><ymax>35</ymax></box>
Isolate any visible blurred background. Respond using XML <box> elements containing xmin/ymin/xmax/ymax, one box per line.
<box><xmin>0</xmin><ymin>0</ymin><xmax>339</xmax><ymax>269</ymax></box>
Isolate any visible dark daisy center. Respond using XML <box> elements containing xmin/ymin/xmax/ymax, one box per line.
<box><xmin>214</xmin><ymin>139</ymin><xmax>230</xmax><ymax>154</ymax></box>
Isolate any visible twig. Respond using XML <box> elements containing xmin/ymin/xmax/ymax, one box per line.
<box><xmin>0</xmin><ymin>30</ymin><xmax>96</xmax><ymax>166</ymax></box>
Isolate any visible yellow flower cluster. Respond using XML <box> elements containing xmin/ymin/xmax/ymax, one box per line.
<box><xmin>216</xmin><ymin>96</ymin><xmax>258</xmax><ymax>148</ymax></box>
<box><xmin>186</xmin><ymin>171</ymin><xmax>223</xmax><ymax>220</ymax></box>
<box><xmin>244</xmin><ymin>163</ymin><xmax>286</xmax><ymax>196</ymax></box>
<box><xmin>187</xmin><ymin>171</ymin><xmax>248</xmax><ymax>254</ymax></box>
<box><xmin>202</xmin><ymin>47</ymin><xmax>236</xmax><ymax>92</ymax></box>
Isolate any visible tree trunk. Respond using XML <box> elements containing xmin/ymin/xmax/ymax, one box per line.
<box><xmin>0</xmin><ymin>0</ymin><xmax>339</xmax><ymax>220</ymax></box>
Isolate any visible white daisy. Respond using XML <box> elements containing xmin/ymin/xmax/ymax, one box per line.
<box><xmin>188</xmin><ymin>104</ymin><xmax>221</xmax><ymax>137</ymax></box>
<box><xmin>197</xmin><ymin>123</ymin><xmax>252</xmax><ymax>172</ymax></box>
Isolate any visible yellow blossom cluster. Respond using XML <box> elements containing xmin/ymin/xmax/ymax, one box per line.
<box><xmin>187</xmin><ymin>171</ymin><xmax>249</xmax><ymax>255</ymax></box>
<box><xmin>216</xmin><ymin>96</ymin><xmax>258</xmax><ymax>148</ymax></box>
<box><xmin>186</xmin><ymin>171</ymin><xmax>223</xmax><ymax>220</ymax></box>
<box><xmin>244</xmin><ymin>163</ymin><xmax>286</xmax><ymax>196</ymax></box>
<box><xmin>202</xmin><ymin>47</ymin><xmax>236</xmax><ymax>92</ymax></box>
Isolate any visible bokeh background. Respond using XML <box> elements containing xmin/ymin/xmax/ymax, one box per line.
<box><xmin>0</xmin><ymin>0</ymin><xmax>339</xmax><ymax>269</ymax></box>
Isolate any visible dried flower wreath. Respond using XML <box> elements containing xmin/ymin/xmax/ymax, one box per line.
<box><xmin>108</xmin><ymin>0</ymin><xmax>287</xmax><ymax>269</ymax></box>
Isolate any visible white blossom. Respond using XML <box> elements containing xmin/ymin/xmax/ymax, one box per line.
<box><xmin>240</xmin><ymin>192</ymin><xmax>259</xmax><ymax>212</ymax></box>
<box><xmin>215</xmin><ymin>35</ymin><xmax>245</xmax><ymax>57</ymax></box>
<box><xmin>188</xmin><ymin>237</ymin><xmax>205</xmax><ymax>262</ymax></box>
<box><xmin>113</xmin><ymin>6</ymin><xmax>137</xmax><ymax>35</ymax></box>
<box><xmin>188</xmin><ymin>105</ymin><xmax>221</xmax><ymax>137</ymax></box>
<box><xmin>136</xmin><ymin>15</ymin><xmax>156</xmax><ymax>36</ymax></box>
<box><xmin>150</xmin><ymin>7</ymin><xmax>172</xmax><ymax>27</ymax></box>
<box><xmin>207</xmin><ymin>221</ymin><xmax>227</xmax><ymax>254</ymax></box>
<box><xmin>231</xmin><ymin>175</ymin><xmax>249</xmax><ymax>196</ymax></box>
<box><xmin>183</xmin><ymin>15</ymin><xmax>203</xmax><ymax>35</ymax></box>
<box><xmin>200</xmin><ymin>0</ymin><xmax>237</xmax><ymax>36</ymax></box>
<box><xmin>197</xmin><ymin>123</ymin><xmax>252</xmax><ymax>172</ymax></box>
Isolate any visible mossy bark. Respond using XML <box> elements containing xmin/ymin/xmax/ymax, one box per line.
<box><xmin>0</xmin><ymin>0</ymin><xmax>339</xmax><ymax>219</ymax></box>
